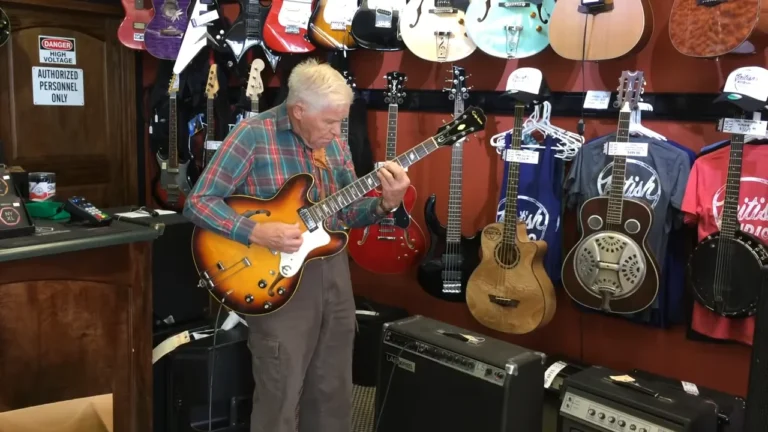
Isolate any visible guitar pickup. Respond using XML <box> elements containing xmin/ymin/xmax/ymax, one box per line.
<box><xmin>429</xmin><ymin>7</ymin><xmax>458</xmax><ymax>14</ymax></box>
<box><xmin>330</xmin><ymin>21</ymin><xmax>346</xmax><ymax>30</ymax></box>
<box><xmin>298</xmin><ymin>207</ymin><xmax>317</xmax><ymax>232</ymax></box>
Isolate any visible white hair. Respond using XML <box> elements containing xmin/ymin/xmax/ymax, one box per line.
<box><xmin>286</xmin><ymin>58</ymin><xmax>354</xmax><ymax>112</ymax></box>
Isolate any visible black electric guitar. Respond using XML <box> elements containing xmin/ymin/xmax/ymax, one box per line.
<box><xmin>417</xmin><ymin>65</ymin><xmax>481</xmax><ymax>302</ymax></box>
<box><xmin>688</xmin><ymin>131</ymin><xmax>768</xmax><ymax>318</ymax></box>
<box><xmin>0</xmin><ymin>7</ymin><xmax>10</xmax><ymax>47</ymax></box>
<box><xmin>350</xmin><ymin>0</ymin><xmax>406</xmax><ymax>51</ymax></box>
<box><xmin>224</xmin><ymin>0</ymin><xmax>279</xmax><ymax>69</ymax></box>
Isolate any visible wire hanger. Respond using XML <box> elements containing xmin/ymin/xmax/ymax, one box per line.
<box><xmin>745</xmin><ymin>112</ymin><xmax>766</xmax><ymax>142</ymax></box>
<box><xmin>629</xmin><ymin>102</ymin><xmax>666</xmax><ymax>141</ymax></box>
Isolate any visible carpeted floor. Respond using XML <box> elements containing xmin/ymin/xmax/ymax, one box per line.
<box><xmin>351</xmin><ymin>385</ymin><xmax>376</xmax><ymax>432</ymax></box>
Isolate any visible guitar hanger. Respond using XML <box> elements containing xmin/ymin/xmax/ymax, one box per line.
<box><xmin>629</xmin><ymin>102</ymin><xmax>666</xmax><ymax>141</ymax></box>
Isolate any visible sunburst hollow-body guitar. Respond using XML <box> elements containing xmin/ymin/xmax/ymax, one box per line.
<box><xmin>561</xmin><ymin>71</ymin><xmax>659</xmax><ymax>314</ymax></box>
<box><xmin>347</xmin><ymin>71</ymin><xmax>427</xmax><ymax>274</ymax></box>
<box><xmin>350</xmin><ymin>0</ymin><xmax>407</xmax><ymax>51</ymax></box>
<box><xmin>191</xmin><ymin>107</ymin><xmax>487</xmax><ymax>316</ymax></box>
<box><xmin>466</xmin><ymin>101</ymin><xmax>556</xmax><ymax>335</ymax></box>
<box><xmin>263</xmin><ymin>0</ymin><xmax>317</xmax><ymax>53</ymax></box>
<box><xmin>308</xmin><ymin>0</ymin><xmax>359</xmax><ymax>50</ymax></box>
<box><xmin>464</xmin><ymin>0</ymin><xmax>555</xmax><ymax>59</ymax></box>
<box><xmin>399</xmin><ymin>0</ymin><xmax>477</xmax><ymax>62</ymax></box>
<box><xmin>118</xmin><ymin>0</ymin><xmax>156</xmax><ymax>50</ymax></box>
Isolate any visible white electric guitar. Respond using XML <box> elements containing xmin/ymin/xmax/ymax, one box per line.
<box><xmin>174</xmin><ymin>0</ymin><xmax>221</xmax><ymax>73</ymax></box>
<box><xmin>399</xmin><ymin>0</ymin><xmax>477</xmax><ymax>62</ymax></box>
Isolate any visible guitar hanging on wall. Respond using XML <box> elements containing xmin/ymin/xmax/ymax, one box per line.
<box><xmin>144</xmin><ymin>0</ymin><xmax>192</xmax><ymax>60</ymax></box>
<box><xmin>307</xmin><ymin>0</ymin><xmax>359</xmax><ymax>50</ymax></box>
<box><xmin>152</xmin><ymin>74</ymin><xmax>193</xmax><ymax>211</ymax></box>
<box><xmin>561</xmin><ymin>70</ymin><xmax>659</xmax><ymax>314</ymax></box>
<box><xmin>191</xmin><ymin>107</ymin><xmax>487</xmax><ymax>316</ymax></box>
<box><xmin>688</xmin><ymin>129</ymin><xmax>768</xmax><ymax>317</ymax></box>
<box><xmin>347</xmin><ymin>71</ymin><xmax>427</xmax><ymax>275</ymax></box>
<box><xmin>263</xmin><ymin>0</ymin><xmax>317</xmax><ymax>53</ymax></box>
<box><xmin>350</xmin><ymin>0</ymin><xmax>407</xmax><ymax>51</ymax></box>
<box><xmin>118</xmin><ymin>0</ymin><xmax>155</xmax><ymax>50</ymax></box>
<box><xmin>399</xmin><ymin>0</ymin><xmax>477</xmax><ymax>62</ymax></box>
<box><xmin>466</xmin><ymin>100</ymin><xmax>556</xmax><ymax>334</ymax></box>
<box><xmin>224</xmin><ymin>0</ymin><xmax>280</xmax><ymax>70</ymax></box>
<box><xmin>464</xmin><ymin>0</ymin><xmax>555</xmax><ymax>59</ymax></box>
<box><xmin>244</xmin><ymin>58</ymin><xmax>266</xmax><ymax>118</ymax></box>
<box><xmin>203</xmin><ymin>64</ymin><xmax>220</xmax><ymax>169</ymax></box>
<box><xmin>417</xmin><ymin>66</ymin><xmax>482</xmax><ymax>302</ymax></box>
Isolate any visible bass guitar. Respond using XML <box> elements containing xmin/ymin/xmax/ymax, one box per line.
<box><xmin>0</xmin><ymin>7</ymin><xmax>9</xmax><ymax>48</ymax></box>
<box><xmin>263</xmin><ymin>0</ymin><xmax>317</xmax><ymax>53</ymax></box>
<box><xmin>244</xmin><ymin>58</ymin><xmax>266</xmax><ymax>118</ymax></box>
<box><xmin>548</xmin><ymin>0</ymin><xmax>653</xmax><ymax>61</ymax></box>
<box><xmin>224</xmin><ymin>0</ymin><xmax>280</xmax><ymax>70</ymax></box>
<box><xmin>417</xmin><ymin>66</ymin><xmax>482</xmax><ymax>302</ymax></box>
<box><xmin>350</xmin><ymin>0</ymin><xmax>407</xmax><ymax>51</ymax></box>
<box><xmin>466</xmin><ymin>101</ymin><xmax>556</xmax><ymax>334</ymax></box>
<box><xmin>118</xmin><ymin>0</ymin><xmax>155</xmax><ymax>50</ymax></box>
<box><xmin>152</xmin><ymin>74</ymin><xmax>193</xmax><ymax>211</ymax></box>
<box><xmin>561</xmin><ymin>70</ymin><xmax>659</xmax><ymax>314</ymax></box>
<box><xmin>348</xmin><ymin>72</ymin><xmax>427</xmax><ymax>274</ymax></box>
<box><xmin>203</xmin><ymin>64</ymin><xmax>220</xmax><ymax>169</ymax></box>
<box><xmin>688</xmin><ymin>131</ymin><xmax>768</xmax><ymax>317</ymax></box>
<box><xmin>464</xmin><ymin>0</ymin><xmax>554</xmax><ymax>59</ymax></box>
<box><xmin>399</xmin><ymin>0</ymin><xmax>477</xmax><ymax>62</ymax></box>
<box><xmin>307</xmin><ymin>0</ymin><xmax>359</xmax><ymax>50</ymax></box>
<box><xmin>144</xmin><ymin>0</ymin><xmax>192</xmax><ymax>60</ymax></box>
<box><xmin>669</xmin><ymin>0</ymin><xmax>768</xmax><ymax>58</ymax></box>
<box><xmin>191</xmin><ymin>107</ymin><xmax>487</xmax><ymax>316</ymax></box>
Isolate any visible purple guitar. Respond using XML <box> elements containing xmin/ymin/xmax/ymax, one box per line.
<box><xmin>145</xmin><ymin>0</ymin><xmax>192</xmax><ymax>60</ymax></box>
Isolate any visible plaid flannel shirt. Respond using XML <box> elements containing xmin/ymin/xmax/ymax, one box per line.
<box><xmin>183</xmin><ymin>102</ymin><xmax>382</xmax><ymax>245</ymax></box>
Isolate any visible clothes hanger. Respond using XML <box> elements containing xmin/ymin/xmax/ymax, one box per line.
<box><xmin>745</xmin><ymin>112</ymin><xmax>767</xmax><ymax>142</ymax></box>
<box><xmin>532</xmin><ymin>102</ymin><xmax>584</xmax><ymax>160</ymax></box>
<box><xmin>629</xmin><ymin>102</ymin><xmax>666</xmax><ymax>141</ymax></box>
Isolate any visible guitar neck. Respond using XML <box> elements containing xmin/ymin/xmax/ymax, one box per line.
<box><xmin>206</xmin><ymin>97</ymin><xmax>215</xmax><ymax>142</ymax></box>
<box><xmin>251</xmin><ymin>96</ymin><xmax>259</xmax><ymax>115</ymax></box>
<box><xmin>245</xmin><ymin>0</ymin><xmax>264</xmax><ymax>38</ymax></box>
<box><xmin>720</xmin><ymin>133</ymin><xmax>745</xmax><ymax>238</ymax></box>
<box><xmin>606</xmin><ymin>110</ymin><xmax>632</xmax><ymax>226</ymax></box>
<box><xmin>502</xmin><ymin>103</ymin><xmax>526</xmax><ymax>247</ymax></box>
<box><xmin>385</xmin><ymin>104</ymin><xmax>398</xmax><ymax>161</ymax></box>
<box><xmin>340</xmin><ymin>116</ymin><xmax>349</xmax><ymax>145</ymax></box>
<box><xmin>169</xmin><ymin>93</ymin><xmax>179</xmax><ymax>169</ymax></box>
<box><xmin>446</xmin><ymin>97</ymin><xmax>465</xmax><ymax>243</ymax></box>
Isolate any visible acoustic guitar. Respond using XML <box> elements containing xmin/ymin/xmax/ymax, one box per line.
<box><xmin>263</xmin><ymin>0</ymin><xmax>317</xmax><ymax>53</ymax></box>
<box><xmin>0</xmin><ymin>7</ymin><xmax>9</xmax><ymax>48</ymax></box>
<box><xmin>464</xmin><ymin>0</ymin><xmax>555</xmax><ymax>59</ymax></box>
<box><xmin>669</xmin><ymin>0</ymin><xmax>768</xmax><ymax>58</ymax></box>
<box><xmin>548</xmin><ymin>0</ymin><xmax>653</xmax><ymax>61</ymax></box>
<box><xmin>118</xmin><ymin>0</ymin><xmax>155</xmax><ymax>50</ymax></box>
<box><xmin>191</xmin><ymin>106</ymin><xmax>487</xmax><ymax>316</ymax></box>
<box><xmin>399</xmin><ymin>0</ymin><xmax>477</xmax><ymax>62</ymax></box>
<box><xmin>350</xmin><ymin>0</ymin><xmax>407</xmax><ymax>51</ymax></box>
<box><xmin>144</xmin><ymin>0</ymin><xmax>192</xmax><ymax>60</ymax></box>
<box><xmin>347</xmin><ymin>72</ymin><xmax>427</xmax><ymax>275</ymax></box>
<box><xmin>688</xmin><ymin>132</ymin><xmax>768</xmax><ymax>317</ymax></box>
<box><xmin>561</xmin><ymin>70</ymin><xmax>659</xmax><ymax>314</ymax></box>
<box><xmin>466</xmin><ymin>101</ymin><xmax>556</xmax><ymax>334</ymax></box>
<box><xmin>307</xmin><ymin>0</ymin><xmax>359</xmax><ymax>50</ymax></box>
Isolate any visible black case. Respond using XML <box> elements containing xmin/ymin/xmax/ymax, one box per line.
<box><xmin>352</xmin><ymin>296</ymin><xmax>409</xmax><ymax>387</ymax></box>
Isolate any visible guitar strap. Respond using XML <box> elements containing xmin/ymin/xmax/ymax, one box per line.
<box><xmin>311</xmin><ymin>148</ymin><xmax>330</xmax><ymax>200</ymax></box>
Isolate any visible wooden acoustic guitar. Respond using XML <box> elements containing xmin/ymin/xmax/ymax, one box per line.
<box><xmin>118</xmin><ymin>0</ymin><xmax>155</xmax><ymax>50</ymax></box>
<box><xmin>561</xmin><ymin>70</ymin><xmax>659</xmax><ymax>314</ymax></box>
<box><xmin>307</xmin><ymin>0</ymin><xmax>359</xmax><ymax>50</ymax></box>
<box><xmin>190</xmin><ymin>107</ymin><xmax>487</xmax><ymax>316</ymax></box>
<box><xmin>548</xmin><ymin>0</ymin><xmax>653</xmax><ymax>61</ymax></box>
<box><xmin>0</xmin><ymin>7</ymin><xmax>9</xmax><ymax>48</ymax></box>
<box><xmin>350</xmin><ymin>0</ymin><xmax>407</xmax><ymax>51</ymax></box>
<box><xmin>347</xmin><ymin>72</ymin><xmax>427</xmax><ymax>275</ymax></box>
<box><xmin>669</xmin><ymin>0</ymin><xmax>768</xmax><ymax>58</ymax></box>
<box><xmin>399</xmin><ymin>0</ymin><xmax>477</xmax><ymax>62</ymax></box>
<box><xmin>466</xmin><ymin>101</ymin><xmax>556</xmax><ymax>334</ymax></box>
<box><xmin>263</xmin><ymin>0</ymin><xmax>317</xmax><ymax>53</ymax></box>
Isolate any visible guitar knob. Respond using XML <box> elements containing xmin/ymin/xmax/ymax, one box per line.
<box><xmin>258</xmin><ymin>279</ymin><xmax>267</xmax><ymax>288</ymax></box>
<box><xmin>245</xmin><ymin>294</ymin><xmax>254</xmax><ymax>303</ymax></box>
<box><xmin>536</xmin><ymin>25</ymin><xmax>542</xmax><ymax>32</ymax></box>
<box><xmin>263</xmin><ymin>301</ymin><xmax>272</xmax><ymax>310</ymax></box>
<box><xmin>530</xmin><ymin>11</ymin><xmax>537</xmax><ymax>18</ymax></box>
<box><xmin>277</xmin><ymin>287</ymin><xmax>285</xmax><ymax>296</ymax></box>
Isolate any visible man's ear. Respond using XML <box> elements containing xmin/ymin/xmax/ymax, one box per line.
<box><xmin>289</xmin><ymin>102</ymin><xmax>306</xmax><ymax>121</ymax></box>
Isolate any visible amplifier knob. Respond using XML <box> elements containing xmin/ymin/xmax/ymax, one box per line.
<box><xmin>639</xmin><ymin>428</ymin><xmax>647</xmax><ymax>432</ymax></box>
<box><xmin>608</xmin><ymin>416</ymin><xmax>615</xmax><ymax>423</ymax></box>
<box><xmin>618</xmin><ymin>420</ymin><xmax>626</xmax><ymax>427</ymax></box>
<box><xmin>588</xmin><ymin>409</ymin><xmax>595</xmax><ymax>416</ymax></box>
<box><xmin>598</xmin><ymin>413</ymin><xmax>605</xmax><ymax>420</ymax></box>
<box><xmin>629</xmin><ymin>425</ymin><xmax>636</xmax><ymax>431</ymax></box>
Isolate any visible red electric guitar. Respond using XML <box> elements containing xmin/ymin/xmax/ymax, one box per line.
<box><xmin>263</xmin><ymin>0</ymin><xmax>317</xmax><ymax>53</ymax></box>
<box><xmin>347</xmin><ymin>72</ymin><xmax>426</xmax><ymax>274</ymax></box>
<box><xmin>118</xmin><ymin>0</ymin><xmax>155</xmax><ymax>50</ymax></box>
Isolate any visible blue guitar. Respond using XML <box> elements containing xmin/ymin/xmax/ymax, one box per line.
<box><xmin>464</xmin><ymin>0</ymin><xmax>554</xmax><ymax>59</ymax></box>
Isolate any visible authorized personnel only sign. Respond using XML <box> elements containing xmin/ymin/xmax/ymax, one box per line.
<box><xmin>38</xmin><ymin>35</ymin><xmax>77</xmax><ymax>65</ymax></box>
<box><xmin>32</xmin><ymin>67</ymin><xmax>84</xmax><ymax>106</ymax></box>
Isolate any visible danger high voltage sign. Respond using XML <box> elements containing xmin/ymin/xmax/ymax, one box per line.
<box><xmin>38</xmin><ymin>35</ymin><xmax>77</xmax><ymax>65</ymax></box>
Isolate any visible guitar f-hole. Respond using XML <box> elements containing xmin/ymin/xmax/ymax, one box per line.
<box><xmin>410</xmin><ymin>0</ymin><xmax>426</xmax><ymax>28</ymax></box>
<box><xmin>241</xmin><ymin>209</ymin><xmax>271</xmax><ymax>218</ymax></box>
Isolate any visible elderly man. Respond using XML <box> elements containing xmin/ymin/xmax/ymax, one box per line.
<box><xmin>183</xmin><ymin>58</ymin><xmax>410</xmax><ymax>432</ymax></box>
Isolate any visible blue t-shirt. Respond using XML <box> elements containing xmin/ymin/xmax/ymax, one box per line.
<box><xmin>496</xmin><ymin>134</ymin><xmax>565</xmax><ymax>284</ymax></box>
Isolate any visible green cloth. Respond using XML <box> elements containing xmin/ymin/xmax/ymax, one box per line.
<box><xmin>25</xmin><ymin>201</ymin><xmax>70</xmax><ymax>220</ymax></box>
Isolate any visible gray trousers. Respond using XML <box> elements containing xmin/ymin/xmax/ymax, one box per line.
<box><xmin>246</xmin><ymin>252</ymin><xmax>355</xmax><ymax>432</ymax></box>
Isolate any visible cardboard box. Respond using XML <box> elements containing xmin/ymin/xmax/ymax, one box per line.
<box><xmin>0</xmin><ymin>394</ymin><xmax>112</xmax><ymax>432</ymax></box>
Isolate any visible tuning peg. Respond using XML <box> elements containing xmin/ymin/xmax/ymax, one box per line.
<box><xmin>442</xmin><ymin>119</ymin><xmax>447</xmax><ymax>124</ymax></box>
<box><xmin>442</xmin><ymin>87</ymin><xmax>451</xmax><ymax>92</ymax></box>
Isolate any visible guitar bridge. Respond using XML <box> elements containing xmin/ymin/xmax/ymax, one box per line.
<box><xmin>505</xmin><ymin>25</ymin><xmax>523</xmax><ymax>58</ymax></box>
<box><xmin>441</xmin><ymin>281</ymin><xmax>461</xmax><ymax>294</ymax></box>
<box><xmin>434</xmin><ymin>31</ymin><xmax>452</xmax><ymax>61</ymax></box>
<box><xmin>488</xmin><ymin>294</ymin><xmax>520</xmax><ymax>308</ymax></box>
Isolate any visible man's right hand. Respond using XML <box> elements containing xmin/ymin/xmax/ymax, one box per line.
<box><xmin>249</xmin><ymin>222</ymin><xmax>304</xmax><ymax>253</ymax></box>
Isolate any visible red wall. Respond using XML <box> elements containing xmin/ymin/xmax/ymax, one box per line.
<box><xmin>142</xmin><ymin>0</ymin><xmax>760</xmax><ymax>396</ymax></box>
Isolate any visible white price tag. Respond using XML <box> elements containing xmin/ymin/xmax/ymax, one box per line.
<box><xmin>133</xmin><ymin>32</ymin><xmax>145</xmax><ymax>42</ymax></box>
<box><xmin>605</xmin><ymin>142</ymin><xmax>648</xmax><ymax>157</ymax></box>
<box><xmin>720</xmin><ymin>118</ymin><xmax>768</xmax><ymax>135</ymax></box>
<box><xmin>583</xmin><ymin>90</ymin><xmax>611</xmax><ymax>110</ymax></box>
<box><xmin>544</xmin><ymin>361</ymin><xmax>568</xmax><ymax>389</ymax></box>
<box><xmin>681</xmin><ymin>381</ymin><xmax>699</xmax><ymax>396</ymax></box>
<box><xmin>205</xmin><ymin>140</ymin><xmax>223</xmax><ymax>151</ymax></box>
<box><xmin>504</xmin><ymin>149</ymin><xmax>539</xmax><ymax>164</ymax></box>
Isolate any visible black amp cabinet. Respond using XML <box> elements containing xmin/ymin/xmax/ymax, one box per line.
<box><xmin>375</xmin><ymin>315</ymin><xmax>546</xmax><ymax>432</ymax></box>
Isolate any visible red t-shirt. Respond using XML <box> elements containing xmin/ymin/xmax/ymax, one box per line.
<box><xmin>681</xmin><ymin>144</ymin><xmax>768</xmax><ymax>345</ymax></box>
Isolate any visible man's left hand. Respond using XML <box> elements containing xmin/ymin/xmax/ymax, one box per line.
<box><xmin>377</xmin><ymin>161</ymin><xmax>411</xmax><ymax>212</ymax></box>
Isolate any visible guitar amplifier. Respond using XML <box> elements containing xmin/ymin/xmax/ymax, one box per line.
<box><xmin>559</xmin><ymin>366</ymin><xmax>719</xmax><ymax>432</ymax></box>
<box><xmin>375</xmin><ymin>315</ymin><xmax>546</xmax><ymax>432</ymax></box>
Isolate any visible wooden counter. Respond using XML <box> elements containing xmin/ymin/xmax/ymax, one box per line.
<box><xmin>0</xmin><ymin>219</ymin><xmax>161</xmax><ymax>432</ymax></box>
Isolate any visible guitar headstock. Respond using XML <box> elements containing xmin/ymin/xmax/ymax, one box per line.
<box><xmin>444</xmin><ymin>65</ymin><xmax>470</xmax><ymax>101</ymax></box>
<box><xmin>614</xmin><ymin>70</ymin><xmax>645</xmax><ymax>111</ymax></box>
<box><xmin>205</xmin><ymin>64</ymin><xmax>219</xmax><ymax>99</ymax></box>
<box><xmin>385</xmin><ymin>71</ymin><xmax>406</xmax><ymax>105</ymax></box>
<box><xmin>245</xmin><ymin>58</ymin><xmax>265</xmax><ymax>101</ymax></box>
<box><xmin>434</xmin><ymin>106</ymin><xmax>486</xmax><ymax>146</ymax></box>
<box><xmin>168</xmin><ymin>73</ymin><xmax>180</xmax><ymax>96</ymax></box>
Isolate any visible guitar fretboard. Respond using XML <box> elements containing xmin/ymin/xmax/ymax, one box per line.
<box><xmin>502</xmin><ymin>103</ymin><xmax>525</xmax><ymax>247</ymax></box>
<box><xmin>245</xmin><ymin>0</ymin><xmax>263</xmax><ymax>38</ymax></box>
<box><xmin>720</xmin><ymin>133</ymin><xmax>745</xmax><ymax>239</ymax></box>
<box><xmin>606</xmin><ymin>110</ymin><xmax>632</xmax><ymax>227</ymax></box>
<box><xmin>169</xmin><ymin>92</ymin><xmax>179</xmax><ymax>169</ymax></box>
<box><xmin>386</xmin><ymin>104</ymin><xmax>398</xmax><ymax>161</ymax></box>
<box><xmin>340</xmin><ymin>116</ymin><xmax>349</xmax><ymax>145</ymax></box>
<box><xmin>251</xmin><ymin>95</ymin><xmax>259</xmax><ymax>115</ymax></box>
<box><xmin>206</xmin><ymin>97</ymin><xmax>215</xmax><ymax>142</ymax></box>
<box><xmin>446</xmin><ymin>96</ymin><xmax>465</xmax><ymax>244</ymax></box>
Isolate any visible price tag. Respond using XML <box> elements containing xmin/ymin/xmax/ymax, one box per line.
<box><xmin>504</xmin><ymin>149</ymin><xmax>539</xmax><ymax>164</ymax></box>
<box><xmin>205</xmin><ymin>140</ymin><xmax>223</xmax><ymax>151</ymax></box>
<box><xmin>2</xmin><ymin>175</ymin><xmax>9</xmax><ymax>180</ymax></box>
<box><xmin>604</xmin><ymin>142</ymin><xmax>648</xmax><ymax>157</ymax></box>
<box><xmin>583</xmin><ymin>90</ymin><xmax>611</xmax><ymax>110</ymax></box>
<box><xmin>375</xmin><ymin>8</ymin><xmax>393</xmax><ymax>28</ymax></box>
<box><xmin>719</xmin><ymin>118</ymin><xmax>768</xmax><ymax>135</ymax></box>
<box><xmin>133</xmin><ymin>32</ymin><xmax>145</xmax><ymax>42</ymax></box>
<box><xmin>681</xmin><ymin>381</ymin><xmax>699</xmax><ymax>396</ymax></box>
<box><xmin>544</xmin><ymin>361</ymin><xmax>568</xmax><ymax>389</ymax></box>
